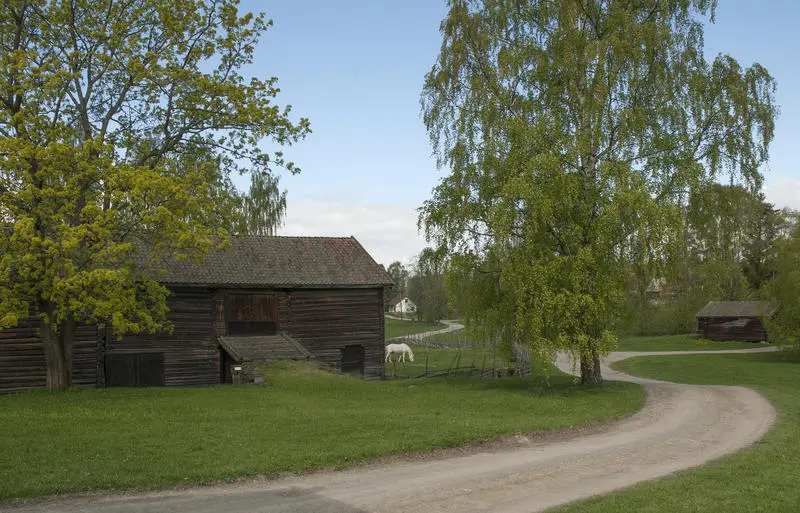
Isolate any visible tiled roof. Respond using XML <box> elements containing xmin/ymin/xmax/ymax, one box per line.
<box><xmin>144</xmin><ymin>236</ymin><xmax>393</xmax><ymax>288</ymax></box>
<box><xmin>218</xmin><ymin>334</ymin><xmax>312</xmax><ymax>363</ymax></box>
<box><xmin>695</xmin><ymin>301</ymin><xmax>774</xmax><ymax>318</ymax></box>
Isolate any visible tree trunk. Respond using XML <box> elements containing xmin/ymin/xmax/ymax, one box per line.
<box><xmin>580</xmin><ymin>350</ymin><xmax>603</xmax><ymax>386</ymax></box>
<box><xmin>40</xmin><ymin>317</ymin><xmax>75</xmax><ymax>391</ymax></box>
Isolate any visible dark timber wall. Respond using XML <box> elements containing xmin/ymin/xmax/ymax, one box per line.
<box><xmin>106</xmin><ymin>288</ymin><xmax>218</xmax><ymax>387</ymax></box>
<box><xmin>287</xmin><ymin>288</ymin><xmax>385</xmax><ymax>380</ymax></box>
<box><xmin>1</xmin><ymin>285</ymin><xmax>387</xmax><ymax>393</ymax></box>
<box><xmin>0</xmin><ymin>317</ymin><xmax>99</xmax><ymax>394</ymax></box>
<box><xmin>697</xmin><ymin>316</ymin><xmax>768</xmax><ymax>342</ymax></box>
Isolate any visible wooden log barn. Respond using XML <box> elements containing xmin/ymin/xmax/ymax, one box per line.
<box><xmin>0</xmin><ymin>236</ymin><xmax>393</xmax><ymax>393</ymax></box>
<box><xmin>695</xmin><ymin>301</ymin><xmax>774</xmax><ymax>342</ymax></box>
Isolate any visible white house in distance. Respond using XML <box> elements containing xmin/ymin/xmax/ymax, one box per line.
<box><xmin>389</xmin><ymin>296</ymin><xmax>417</xmax><ymax>314</ymax></box>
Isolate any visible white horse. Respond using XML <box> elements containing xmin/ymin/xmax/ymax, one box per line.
<box><xmin>385</xmin><ymin>343</ymin><xmax>415</xmax><ymax>363</ymax></box>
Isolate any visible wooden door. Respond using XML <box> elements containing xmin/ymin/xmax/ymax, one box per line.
<box><xmin>341</xmin><ymin>345</ymin><xmax>365</xmax><ymax>378</ymax></box>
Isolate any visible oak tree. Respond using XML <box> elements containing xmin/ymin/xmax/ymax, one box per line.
<box><xmin>0</xmin><ymin>0</ymin><xmax>309</xmax><ymax>390</ymax></box>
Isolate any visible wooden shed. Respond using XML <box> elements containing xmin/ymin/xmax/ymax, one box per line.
<box><xmin>696</xmin><ymin>301</ymin><xmax>774</xmax><ymax>342</ymax></box>
<box><xmin>0</xmin><ymin>236</ymin><xmax>393</xmax><ymax>393</ymax></box>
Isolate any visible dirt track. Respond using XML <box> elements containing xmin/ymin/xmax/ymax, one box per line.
<box><xmin>2</xmin><ymin>348</ymin><xmax>776</xmax><ymax>513</ymax></box>
<box><xmin>385</xmin><ymin>319</ymin><xmax>465</xmax><ymax>342</ymax></box>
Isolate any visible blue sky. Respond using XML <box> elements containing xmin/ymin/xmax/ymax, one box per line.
<box><xmin>240</xmin><ymin>1</ymin><xmax>800</xmax><ymax>265</ymax></box>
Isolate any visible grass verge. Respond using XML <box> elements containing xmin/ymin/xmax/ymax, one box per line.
<box><xmin>0</xmin><ymin>361</ymin><xmax>643</xmax><ymax>502</ymax></box>
<box><xmin>554</xmin><ymin>350</ymin><xmax>800</xmax><ymax>513</ymax></box>
<box><xmin>616</xmin><ymin>334</ymin><xmax>762</xmax><ymax>351</ymax></box>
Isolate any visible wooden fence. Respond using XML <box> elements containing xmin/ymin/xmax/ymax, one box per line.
<box><xmin>385</xmin><ymin>332</ymin><xmax>532</xmax><ymax>380</ymax></box>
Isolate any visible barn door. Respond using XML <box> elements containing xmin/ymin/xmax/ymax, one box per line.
<box><xmin>105</xmin><ymin>353</ymin><xmax>165</xmax><ymax>387</ymax></box>
<box><xmin>105</xmin><ymin>354</ymin><xmax>137</xmax><ymax>387</ymax></box>
<box><xmin>225</xmin><ymin>294</ymin><xmax>278</xmax><ymax>335</ymax></box>
<box><xmin>136</xmin><ymin>353</ymin><xmax>166</xmax><ymax>387</ymax></box>
<box><xmin>341</xmin><ymin>345</ymin><xmax>365</xmax><ymax>378</ymax></box>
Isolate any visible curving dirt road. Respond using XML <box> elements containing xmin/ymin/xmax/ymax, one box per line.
<box><xmin>3</xmin><ymin>348</ymin><xmax>776</xmax><ymax>513</ymax></box>
<box><xmin>385</xmin><ymin>319</ymin><xmax>465</xmax><ymax>342</ymax></box>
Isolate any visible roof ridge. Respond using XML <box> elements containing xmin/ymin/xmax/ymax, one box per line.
<box><xmin>236</xmin><ymin>235</ymin><xmax>353</xmax><ymax>240</ymax></box>
<box><xmin>140</xmin><ymin>235</ymin><xmax>394</xmax><ymax>287</ymax></box>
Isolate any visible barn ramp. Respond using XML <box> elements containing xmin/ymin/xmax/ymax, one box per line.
<box><xmin>218</xmin><ymin>334</ymin><xmax>312</xmax><ymax>364</ymax></box>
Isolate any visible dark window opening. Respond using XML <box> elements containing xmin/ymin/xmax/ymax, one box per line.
<box><xmin>225</xmin><ymin>294</ymin><xmax>278</xmax><ymax>335</ymax></box>
<box><xmin>105</xmin><ymin>353</ymin><xmax>165</xmax><ymax>387</ymax></box>
<box><xmin>227</xmin><ymin>320</ymin><xmax>277</xmax><ymax>336</ymax></box>
<box><xmin>341</xmin><ymin>345</ymin><xmax>365</xmax><ymax>378</ymax></box>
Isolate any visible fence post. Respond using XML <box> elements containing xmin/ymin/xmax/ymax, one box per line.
<box><xmin>492</xmin><ymin>337</ymin><xmax>497</xmax><ymax>378</ymax></box>
<box><xmin>448</xmin><ymin>353</ymin><xmax>458</xmax><ymax>376</ymax></box>
<box><xmin>425</xmin><ymin>352</ymin><xmax>429</xmax><ymax>376</ymax></box>
<box><xmin>481</xmin><ymin>355</ymin><xmax>486</xmax><ymax>378</ymax></box>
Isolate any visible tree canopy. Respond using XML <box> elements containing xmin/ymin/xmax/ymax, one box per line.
<box><xmin>407</xmin><ymin>248</ymin><xmax>449</xmax><ymax>323</ymax></box>
<box><xmin>421</xmin><ymin>0</ymin><xmax>776</xmax><ymax>384</ymax></box>
<box><xmin>0</xmin><ymin>0</ymin><xmax>309</xmax><ymax>390</ymax></box>
<box><xmin>765</xmin><ymin>214</ymin><xmax>800</xmax><ymax>349</ymax></box>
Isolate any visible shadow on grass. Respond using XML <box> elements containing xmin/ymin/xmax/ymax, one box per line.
<box><xmin>692</xmin><ymin>348</ymin><xmax>800</xmax><ymax>364</ymax></box>
<box><xmin>8</xmin><ymin>487</ymin><xmax>374</xmax><ymax>513</ymax></box>
<box><xmin>423</xmin><ymin>373</ymin><xmax>625</xmax><ymax>398</ymax></box>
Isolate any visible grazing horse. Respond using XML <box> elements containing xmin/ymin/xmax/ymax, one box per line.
<box><xmin>385</xmin><ymin>343</ymin><xmax>415</xmax><ymax>363</ymax></box>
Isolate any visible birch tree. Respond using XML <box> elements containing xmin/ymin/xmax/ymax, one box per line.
<box><xmin>421</xmin><ymin>0</ymin><xmax>776</xmax><ymax>384</ymax></box>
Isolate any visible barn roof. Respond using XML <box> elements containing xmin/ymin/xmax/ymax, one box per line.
<box><xmin>695</xmin><ymin>301</ymin><xmax>774</xmax><ymax>318</ymax></box>
<box><xmin>146</xmin><ymin>236</ymin><xmax>393</xmax><ymax>288</ymax></box>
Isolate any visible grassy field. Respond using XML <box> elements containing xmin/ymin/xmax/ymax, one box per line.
<box><xmin>615</xmin><ymin>334</ymin><xmax>762</xmax><ymax>352</ymax></box>
<box><xmin>424</xmin><ymin>323</ymin><xmax>492</xmax><ymax>346</ymax></box>
<box><xmin>555</xmin><ymin>350</ymin><xmax>800</xmax><ymax>513</ymax></box>
<box><xmin>0</xmin><ymin>361</ymin><xmax>644</xmax><ymax>502</ymax></box>
<box><xmin>384</xmin><ymin>317</ymin><xmax>445</xmax><ymax>339</ymax></box>
<box><xmin>385</xmin><ymin>344</ymin><xmax>521</xmax><ymax>378</ymax></box>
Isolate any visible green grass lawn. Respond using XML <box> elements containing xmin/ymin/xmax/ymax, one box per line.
<box><xmin>615</xmin><ymin>334</ymin><xmax>762</xmax><ymax>351</ymax></box>
<box><xmin>0</xmin><ymin>361</ymin><xmax>644</xmax><ymax>502</ymax></box>
<box><xmin>554</xmin><ymin>350</ymin><xmax>800</xmax><ymax>513</ymax></box>
<box><xmin>384</xmin><ymin>317</ymin><xmax>445</xmax><ymax>339</ymax></box>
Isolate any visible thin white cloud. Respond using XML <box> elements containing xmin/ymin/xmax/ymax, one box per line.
<box><xmin>764</xmin><ymin>178</ymin><xmax>800</xmax><ymax>210</ymax></box>
<box><xmin>279</xmin><ymin>200</ymin><xmax>428</xmax><ymax>266</ymax></box>
<box><xmin>283</xmin><ymin>177</ymin><xmax>798</xmax><ymax>268</ymax></box>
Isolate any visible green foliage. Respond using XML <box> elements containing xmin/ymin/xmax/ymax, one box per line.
<box><xmin>741</xmin><ymin>198</ymin><xmax>786</xmax><ymax>290</ymax></box>
<box><xmin>421</xmin><ymin>1</ymin><xmax>776</xmax><ymax>382</ymax></box>
<box><xmin>764</xmin><ymin>222</ymin><xmax>800</xmax><ymax>348</ymax></box>
<box><xmin>407</xmin><ymin>247</ymin><xmax>450</xmax><ymax>322</ymax></box>
<box><xmin>232</xmin><ymin>170</ymin><xmax>288</xmax><ymax>236</ymax></box>
<box><xmin>0</xmin><ymin>0</ymin><xmax>309</xmax><ymax>387</ymax></box>
<box><xmin>386</xmin><ymin>261</ymin><xmax>409</xmax><ymax>294</ymax></box>
<box><xmin>0</xmin><ymin>362</ymin><xmax>644</xmax><ymax>500</ymax></box>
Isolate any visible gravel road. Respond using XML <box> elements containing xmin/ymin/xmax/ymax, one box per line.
<box><xmin>2</xmin><ymin>347</ymin><xmax>776</xmax><ymax>513</ymax></box>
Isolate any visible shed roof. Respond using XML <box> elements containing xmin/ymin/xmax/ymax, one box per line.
<box><xmin>145</xmin><ymin>236</ymin><xmax>393</xmax><ymax>288</ymax></box>
<box><xmin>218</xmin><ymin>334</ymin><xmax>312</xmax><ymax>363</ymax></box>
<box><xmin>695</xmin><ymin>301</ymin><xmax>774</xmax><ymax>318</ymax></box>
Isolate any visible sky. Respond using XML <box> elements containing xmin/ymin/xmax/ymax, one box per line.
<box><xmin>239</xmin><ymin>0</ymin><xmax>800</xmax><ymax>266</ymax></box>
